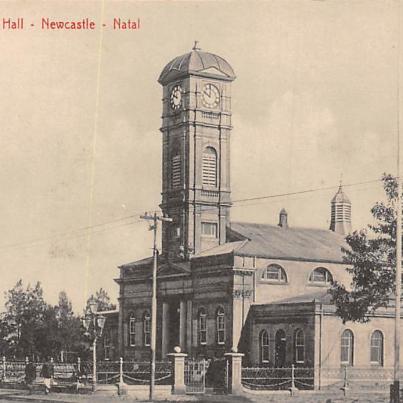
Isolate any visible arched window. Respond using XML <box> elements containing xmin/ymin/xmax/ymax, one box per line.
<box><xmin>202</xmin><ymin>147</ymin><xmax>217</xmax><ymax>187</ymax></box>
<box><xmin>198</xmin><ymin>308</ymin><xmax>207</xmax><ymax>345</ymax></box>
<box><xmin>370</xmin><ymin>330</ymin><xmax>384</xmax><ymax>365</ymax></box>
<box><xmin>294</xmin><ymin>329</ymin><xmax>304</xmax><ymax>363</ymax></box>
<box><xmin>216</xmin><ymin>307</ymin><xmax>225</xmax><ymax>344</ymax></box>
<box><xmin>143</xmin><ymin>312</ymin><xmax>151</xmax><ymax>346</ymax></box>
<box><xmin>129</xmin><ymin>314</ymin><xmax>136</xmax><ymax>347</ymax></box>
<box><xmin>341</xmin><ymin>330</ymin><xmax>354</xmax><ymax>365</ymax></box>
<box><xmin>171</xmin><ymin>153</ymin><xmax>181</xmax><ymax>189</ymax></box>
<box><xmin>309</xmin><ymin>267</ymin><xmax>333</xmax><ymax>284</ymax></box>
<box><xmin>260</xmin><ymin>330</ymin><xmax>270</xmax><ymax>363</ymax></box>
<box><xmin>262</xmin><ymin>264</ymin><xmax>287</xmax><ymax>282</ymax></box>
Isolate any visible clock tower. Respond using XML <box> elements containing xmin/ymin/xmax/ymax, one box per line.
<box><xmin>158</xmin><ymin>44</ymin><xmax>236</xmax><ymax>260</ymax></box>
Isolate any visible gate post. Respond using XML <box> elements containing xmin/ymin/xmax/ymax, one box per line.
<box><xmin>225</xmin><ymin>349</ymin><xmax>244</xmax><ymax>394</ymax></box>
<box><xmin>168</xmin><ymin>347</ymin><xmax>187</xmax><ymax>395</ymax></box>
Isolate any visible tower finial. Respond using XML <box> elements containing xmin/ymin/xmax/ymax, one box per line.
<box><xmin>339</xmin><ymin>172</ymin><xmax>343</xmax><ymax>187</ymax></box>
<box><xmin>192</xmin><ymin>41</ymin><xmax>201</xmax><ymax>51</ymax></box>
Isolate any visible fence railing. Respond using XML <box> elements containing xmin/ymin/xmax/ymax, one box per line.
<box><xmin>320</xmin><ymin>366</ymin><xmax>396</xmax><ymax>391</ymax></box>
<box><xmin>242</xmin><ymin>365</ymin><xmax>401</xmax><ymax>391</ymax></box>
<box><xmin>241</xmin><ymin>365</ymin><xmax>314</xmax><ymax>390</ymax></box>
<box><xmin>0</xmin><ymin>357</ymin><xmax>172</xmax><ymax>387</ymax></box>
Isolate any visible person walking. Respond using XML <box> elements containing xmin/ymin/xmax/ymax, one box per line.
<box><xmin>24</xmin><ymin>359</ymin><xmax>36</xmax><ymax>394</ymax></box>
<box><xmin>40</xmin><ymin>359</ymin><xmax>54</xmax><ymax>394</ymax></box>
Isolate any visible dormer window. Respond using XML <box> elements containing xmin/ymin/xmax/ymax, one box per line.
<box><xmin>309</xmin><ymin>267</ymin><xmax>333</xmax><ymax>284</ymax></box>
<box><xmin>262</xmin><ymin>264</ymin><xmax>287</xmax><ymax>283</ymax></box>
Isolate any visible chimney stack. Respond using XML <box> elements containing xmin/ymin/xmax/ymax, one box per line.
<box><xmin>278</xmin><ymin>208</ymin><xmax>288</xmax><ymax>229</ymax></box>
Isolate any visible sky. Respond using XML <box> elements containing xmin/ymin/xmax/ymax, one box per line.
<box><xmin>0</xmin><ymin>0</ymin><xmax>401</xmax><ymax>313</ymax></box>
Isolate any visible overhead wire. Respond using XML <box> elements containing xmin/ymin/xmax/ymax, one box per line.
<box><xmin>0</xmin><ymin>177</ymin><xmax>386</xmax><ymax>252</ymax></box>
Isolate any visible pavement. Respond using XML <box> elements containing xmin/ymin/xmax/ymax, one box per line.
<box><xmin>0</xmin><ymin>388</ymin><xmax>392</xmax><ymax>403</ymax></box>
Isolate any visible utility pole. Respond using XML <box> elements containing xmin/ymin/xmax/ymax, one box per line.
<box><xmin>140</xmin><ymin>212</ymin><xmax>172</xmax><ymax>401</ymax></box>
<box><xmin>394</xmin><ymin>3</ymin><xmax>402</xmax><ymax>400</ymax></box>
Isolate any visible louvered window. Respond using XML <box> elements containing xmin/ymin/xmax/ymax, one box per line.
<box><xmin>171</xmin><ymin>155</ymin><xmax>181</xmax><ymax>188</ymax></box>
<box><xmin>202</xmin><ymin>147</ymin><xmax>217</xmax><ymax>187</ymax></box>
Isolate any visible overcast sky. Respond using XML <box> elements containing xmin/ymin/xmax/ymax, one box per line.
<box><xmin>0</xmin><ymin>0</ymin><xmax>401</xmax><ymax>313</ymax></box>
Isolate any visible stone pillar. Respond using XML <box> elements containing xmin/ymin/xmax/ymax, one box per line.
<box><xmin>179</xmin><ymin>300</ymin><xmax>186</xmax><ymax>351</ymax></box>
<box><xmin>162</xmin><ymin>301</ymin><xmax>169</xmax><ymax>358</ymax></box>
<box><xmin>225</xmin><ymin>351</ymin><xmax>244</xmax><ymax>395</ymax></box>
<box><xmin>168</xmin><ymin>348</ymin><xmax>188</xmax><ymax>395</ymax></box>
<box><xmin>186</xmin><ymin>300</ymin><xmax>192</xmax><ymax>354</ymax></box>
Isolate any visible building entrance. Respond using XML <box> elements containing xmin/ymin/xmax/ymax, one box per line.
<box><xmin>275</xmin><ymin>329</ymin><xmax>286</xmax><ymax>367</ymax></box>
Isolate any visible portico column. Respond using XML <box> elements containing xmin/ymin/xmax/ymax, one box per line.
<box><xmin>162</xmin><ymin>301</ymin><xmax>169</xmax><ymax>358</ymax></box>
<box><xmin>179</xmin><ymin>300</ymin><xmax>186</xmax><ymax>351</ymax></box>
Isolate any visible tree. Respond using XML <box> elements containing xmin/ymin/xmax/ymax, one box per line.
<box><xmin>85</xmin><ymin>288</ymin><xmax>116</xmax><ymax>312</ymax></box>
<box><xmin>54</xmin><ymin>291</ymin><xmax>83</xmax><ymax>362</ymax></box>
<box><xmin>2</xmin><ymin>280</ymin><xmax>48</xmax><ymax>358</ymax></box>
<box><xmin>329</xmin><ymin>174</ymin><xmax>397</xmax><ymax>323</ymax></box>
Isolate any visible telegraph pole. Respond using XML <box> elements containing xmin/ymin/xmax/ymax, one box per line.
<box><xmin>140</xmin><ymin>212</ymin><xmax>172</xmax><ymax>401</ymax></box>
<box><xmin>394</xmin><ymin>3</ymin><xmax>402</xmax><ymax>400</ymax></box>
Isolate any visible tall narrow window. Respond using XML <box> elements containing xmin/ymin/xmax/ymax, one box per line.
<box><xmin>202</xmin><ymin>147</ymin><xmax>217</xmax><ymax>187</ymax></box>
<box><xmin>370</xmin><ymin>330</ymin><xmax>384</xmax><ymax>365</ymax></box>
<box><xmin>171</xmin><ymin>154</ymin><xmax>181</xmax><ymax>189</ymax></box>
<box><xmin>260</xmin><ymin>330</ymin><xmax>270</xmax><ymax>363</ymax></box>
<box><xmin>294</xmin><ymin>329</ymin><xmax>305</xmax><ymax>363</ymax></box>
<box><xmin>198</xmin><ymin>308</ymin><xmax>207</xmax><ymax>345</ymax></box>
<box><xmin>143</xmin><ymin>312</ymin><xmax>151</xmax><ymax>346</ymax></box>
<box><xmin>104</xmin><ymin>331</ymin><xmax>111</xmax><ymax>360</ymax></box>
<box><xmin>341</xmin><ymin>330</ymin><xmax>354</xmax><ymax>365</ymax></box>
<box><xmin>216</xmin><ymin>307</ymin><xmax>225</xmax><ymax>344</ymax></box>
<box><xmin>129</xmin><ymin>314</ymin><xmax>136</xmax><ymax>347</ymax></box>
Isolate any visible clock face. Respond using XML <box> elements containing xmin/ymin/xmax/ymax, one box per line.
<box><xmin>170</xmin><ymin>85</ymin><xmax>182</xmax><ymax>110</ymax></box>
<box><xmin>202</xmin><ymin>83</ymin><xmax>220</xmax><ymax>108</ymax></box>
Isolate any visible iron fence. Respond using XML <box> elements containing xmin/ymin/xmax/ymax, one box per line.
<box><xmin>242</xmin><ymin>365</ymin><xmax>402</xmax><ymax>392</ymax></box>
<box><xmin>241</xmin><ymin>365</ymin><xmax>314</xmax><ymax>390</ymax></box>
<box><xmin>0</xmin><ymin>357</ymin><xmax>172</xmax><ymax>387</ymax></box>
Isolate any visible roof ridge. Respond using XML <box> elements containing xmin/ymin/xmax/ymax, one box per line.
<box><xmin>230</xmin><ymin>221</ymin><xmax>338</xmax><ymax>233</ymax></box>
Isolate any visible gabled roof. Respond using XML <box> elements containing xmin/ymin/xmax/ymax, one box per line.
<box><xmin>227</xmin><ymin>222</ymin><xmax>348</xmax><ymax>263</ymax></box>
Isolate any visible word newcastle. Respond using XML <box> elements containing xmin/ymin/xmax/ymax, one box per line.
<box><xmin>2</xmin><ymin>18</ymin><xmax>140</xmax><ymax>30</ymax></box>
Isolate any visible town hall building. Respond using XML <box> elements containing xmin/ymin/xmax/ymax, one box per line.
<box><xmin>103</xmin><ymin>46</ymin><xmax>402</xmax><ymax>387</ymax></box>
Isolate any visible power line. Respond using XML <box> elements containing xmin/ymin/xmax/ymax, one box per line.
<box><xmin>0</xmin><ymin>177</ymin><xmax>386</xmax><ymax>252</ymax></box>
<box><xmin>0</xmin><ymin>213</ymin><xmax>150</xmax><ymax>252</ymax></box>
<box><xmin>231</xmin><ymin>178</ymin><xmax>383</xmax><ymax>204</ymax></box>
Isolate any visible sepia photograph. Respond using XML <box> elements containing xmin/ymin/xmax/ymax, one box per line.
<box><xmin>0</xmin><ymin>1</ymin><xmax>402</xmax><ymax>402</ymax></box>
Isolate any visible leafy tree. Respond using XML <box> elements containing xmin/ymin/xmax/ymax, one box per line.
<box><xmin>2</xmin><ymin>280</ymin><xmax>48</xmax><ymax>358</ymax></box>
<box><xmin>55</xmin><ymin>291</ymin><xmax>83</xmax><ymax>361</ymax></box>
<box><xmin>85</xmin><ymin>288</ymin><xmax>116</xmax><ymax>313</ymax></box>
<box><xmin>329</xmin><ymin>174</ymin><xmax>397</xmax><ymax>323</ymax></box>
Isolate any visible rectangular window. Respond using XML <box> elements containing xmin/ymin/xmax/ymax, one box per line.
<box><xmin>104</xmin><ymin>332</ymin><xmax>111</xmax><ymax>360</ymax></box>
<box><xmin>217</xmin><ymin>316</ymin><xmax>225</xmax><ymax>344</ymax></box>
<box><xmin>201</xmin><ymin>222</ymin><xmax>217</xmax><ymax>238</ymax></box>
<box><xmin>199</xmin><ymin>315</ymin><xmax>207</xmax><ymax>345</ymax></box>
<box><xmin>129</xmin><ymin>317</ymin><xmax>136</xmax><ymax>347</ymax></box>
<box><xmin>144</xmin><ymin>317</ymin><xmax>151</xmax><ymax>346</ymax></box>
